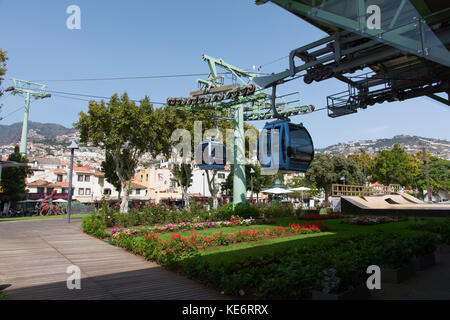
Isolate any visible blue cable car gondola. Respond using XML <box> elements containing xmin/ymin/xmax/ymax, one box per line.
<box><xmin>258</xmin><ymin>121</ymin><xmax>314</xmax><ymax>172</ymax></box>
<box><xmin>195</xmin><ymin>139</ymin><xmax>227</xmax><ymax>170</ymax></box>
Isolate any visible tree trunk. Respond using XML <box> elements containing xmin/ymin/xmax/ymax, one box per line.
<box><xmin>182</xmin><ymin>187</ymin><xmax>190</xmax><ymax>209</ymax></box>
<box><xmin>3</xmin><ymin>201</ymin><xmax>10</xmax><ymax>216</ymax></box>
<box><xmin>120</xmin><ymin>183</ymin><xmax>130</xmax><ymax>213</ymax></box>
<box><xmin>205</xmin><ymin>170</ymin><xmax>219</xmax><ymax>210</ymax></box>
<box><xmin>212</xmin><ymin>196</ymin><xmax>218</xmax><ymax>210</ymax></box>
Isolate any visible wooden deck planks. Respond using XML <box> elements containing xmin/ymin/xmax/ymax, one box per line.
<box><xmin>0</xmin><ymin>219</ymin><xmax>228</xmax><ymax>300</ymax></box>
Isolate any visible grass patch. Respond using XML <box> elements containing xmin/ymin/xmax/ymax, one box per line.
<box><xmin>0</xmin><ymin>293</ymin><xmax>7</xmax><ymax>300</ymax></box>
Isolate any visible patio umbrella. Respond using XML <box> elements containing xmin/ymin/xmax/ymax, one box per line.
<box><xmin>262</xmin><ymin>187</ymin><xmax>292</xmax><ymax>195</ymax></box>
<box><xmin>289</xmin><ymin>187</ymin><xmax>311</xmax><ymax>204</ymax></box>
<box><xmin>290</xmin><ymin>187</ymin><xmax>311</xmax><ymax>192</ymax></box>
<box><xmin>53</xmin><ymin>199</ymin><xmax>68</xmax><ymax>203</ymax></box>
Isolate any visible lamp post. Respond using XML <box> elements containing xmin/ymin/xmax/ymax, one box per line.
<box><xmin>250</xmin><ymin>168</ymin><xmax>255</xmax><ymax>204</ymax></box>
<box><xmin>67</xmin><ymin>140</ymin><xmax>79</xmax><ymax>223</ymax></box>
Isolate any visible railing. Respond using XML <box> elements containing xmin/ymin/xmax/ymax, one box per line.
<box><xmin>332</xmin><ymin>184</ymin><xmax>401</xmax><ymax>197</ymax></box>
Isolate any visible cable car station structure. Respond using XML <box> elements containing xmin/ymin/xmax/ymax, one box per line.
<box><xmin>254</xmin><ymin>0</ymin><xmax>450</xmax><ymax>116</ymax></box>
<box><xmin>170</xmin><ymin>0</ymin><xmax>449</xmax><ymax>207</ymax></box>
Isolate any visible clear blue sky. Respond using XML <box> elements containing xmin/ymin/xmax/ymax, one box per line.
<box><xmin>0</xmin><ymin>0</ymin><xmax>448</xmax><ymax>148</ymax></box>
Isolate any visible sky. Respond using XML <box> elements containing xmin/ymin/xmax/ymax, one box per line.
<box><xmin>0</xmin><ymin>0</ymin><xmax>448</xmax><ymax>149</ymax></box>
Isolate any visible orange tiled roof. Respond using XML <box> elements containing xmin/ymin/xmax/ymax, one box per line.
<box><xmin>53</xmin><ymin>182</ymin><xmax>73</xmax><ymax>188</ymax></box>
<box><xmin>74</xmin><ymin>166</ymin><xmax>94</xmax><ymax>174</ymax></box>
<box><xmin>53</xmin><ymin>168</ymin><xmax>67</xmax><ymax>174</ymax></box>
<box><xmin>27</xmin><ymin>179</ymin><xmax>51</xmax><ymax>187</ymax></box>
<box><xmin>94</xmin><ymin>171</ymin><xmax>105</xmax><ymax>177</ymax></box>
<box><xmin>130</xmin><ymin>182</ymin><xmax>147</xmax><ymax>190</ymax></box>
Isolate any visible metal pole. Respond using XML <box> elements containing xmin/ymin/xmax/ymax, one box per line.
<box><xmin>251</xmin><ymin>173</ymin><xmax>254</xmax><ymax>204</ymax></box>
<box><xmin>422</xmin><ymin>148</ymin><xmax>432</xmax><ymax>202</ymax></box>
<box><xmin>67</xmin><ymin>149</ymin><xmax>75</xmax><ymax>223</ymax></box>
<box><xmin>20</xmin><ymin>93</ymin><xmax>31</xmax><ymax>156</ymax></box>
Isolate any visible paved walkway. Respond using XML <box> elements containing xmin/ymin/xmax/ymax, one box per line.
<box><xmin>0</xmin><ymin>219</ymin><xmax>227</xmax><ymax>300</ymax></box>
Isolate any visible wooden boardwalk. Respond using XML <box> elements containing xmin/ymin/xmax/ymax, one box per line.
<box><xmin>0</xmin><ymin>219</ymin><xmax>228</xmax><ymax>300</ymax></box>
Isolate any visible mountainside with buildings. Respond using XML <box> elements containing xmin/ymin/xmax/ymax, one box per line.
<box><xmin>1</xmin><ymin>122</ymin><xmax>449</xmax><ymax>160</ymax></box>
<box><xmin>0</xmin><ymin>121</ymin><xmax>76</xmax><ymax>146</ymax></box>
<box><xmin>317</xmin><ymin>135</ymin><xmax>450</xmax><ymax>159</ymax></box>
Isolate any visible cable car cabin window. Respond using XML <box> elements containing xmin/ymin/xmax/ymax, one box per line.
<box><xmin>281</xmin><ymin>126</ymin><xmax>286</xmax><ymax>164</ymax></box>
<box><xmin>266</xmin><ymin>129</ymin><xmax>271</xmax><ymax>156</ymax></box>
<box><xmin>288</xmin><ymin>124</ymin><xmax>314</xmax><ymax>165</ymax></box>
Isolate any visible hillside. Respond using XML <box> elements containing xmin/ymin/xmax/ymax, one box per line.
<box><xmin>0</xmin><ymin>121</ymin><xmax>75</xmax><ymax>146</ymax></box>
<box><xmin>317</xmin><ymin>135</ymin><xmax>450</xmax><ymax>159</ymax></box>
<box><xmin>1</xmin><ymin>122</ymin><xmax>449</xmax><ymax>160</ymax></box>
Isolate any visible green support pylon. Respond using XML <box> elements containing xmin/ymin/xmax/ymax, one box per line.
<box><xmin>20</xmin><ymin>92</ymin><xmax>31</xmax><ymax>156</ymax></box>
<box><xmin>7</xmin><ymin>78</ymin><xmax>51</xmax><ymax>156</ymax></box>
<box><xmin>233</xmin><ymin>104</ymin><xmax>246</xmax><ymax>205</ymax></box>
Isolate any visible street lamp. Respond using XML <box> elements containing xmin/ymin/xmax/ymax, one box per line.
<box><xmin>250</xmin><ymin>168</ymin><xmax>255</xmax><ymax>203</ymax></box>
<box><xmin>67</xmin><ymin>140</ymin><xmax>79</xmax><ymax>223</ymax></box>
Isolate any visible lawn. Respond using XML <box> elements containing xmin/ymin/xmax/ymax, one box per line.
<box><xmin>196</xmin><ymin>218</ymin><xmax>421</xmax><ymax>265</ymax></box>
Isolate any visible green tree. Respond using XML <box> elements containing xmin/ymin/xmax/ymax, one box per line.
<box><xmin>332</xmin><ymin>154</ymin><xmax>364</xmax><ymax>186</ymax></box>
<box><xmin>172</xmin><ymin>163</ymin><xmax>193</xmax><ymax>208</ymax></box>
<box><xmin>101</xmin><ymin>150</ymin><xmax>136</xmax><ymax>199</ymax></box>
<box><xmin>305</xmin><ymin>153</ymin><xmax>362</xmax><ymax>200</ymax></box>
<box><xmin>1</xmin><ymin>146</ymin><xmax>28</xmax><ymax>211</ymax></box>
<box><xmin>0</xmin><ymin>49</ymin><xmax>7</xmax><ymax>94</ymax></box>
<box><xmin>372</xmin><ymin>144</ymin><xmax>419</xmax><ymax>187</ymax></box>
<box><xmin>414</xmin><ymin>154</ymin><xmax>450</xmax><ymax>195</ymax></box>
<box><xmin>348</xmin><ymin>151</ymin><xmax>374</xmax><ymax>182</ymax></box>
<box><xmin>75</xmin><ymin>93</ymin><xmax>166</xmax><ymax>213</ymax></box>
<box><xmin>305</xmin><ymin>153</ymin><xmax>335</xmax><ymax>200</ymax></box>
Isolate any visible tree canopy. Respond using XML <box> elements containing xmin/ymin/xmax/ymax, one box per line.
<box><xmin>1</xmin><ymin>146</ymin><xmax>28</xmax><ymax>204</ymax></box>
<box><xmin>371</xmin><ymin>143</ymin><xmax>419</xmax><ymax>187</ymax></box>
<box><xmin>414</xmin><ymin>154</ymin><xmax>450</xmax><ymax>194</ymax></box>
<box><xmin>75</xmin><ymin>93</ymin><xmax>167</xmax><ymax>212</ymax></box>
<box><xmin>305</xmin><ymin>153</ymin><xmax>363</xmax><ymax>200</ymax></box>
<box><xmin>0</xmin><ymin>49</ymin><xmax>7</xmax><ymax>93</ymax></box>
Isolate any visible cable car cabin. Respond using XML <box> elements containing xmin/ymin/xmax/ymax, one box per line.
<box><xmin>195</xmin><ymin>140</ymin><xmax>227</xmax><ymax>170</ymax></box>
<box><xmin>258</xmin><ymin>121</ymin><xmax>314</xmax><ymax>172</ymax></box>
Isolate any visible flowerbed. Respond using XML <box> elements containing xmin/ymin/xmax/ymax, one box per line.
<box><xmin>108</xmin><ymin>228</ymin><xmax>141</xmax><ymax>238</ymax></box>
<box><xmin>107</xmin><ymin>222</ymin><xmax>326</xmax><ymax>266</ymax></box>
<box><xmin>342</xmin><ymin>216</ymin><xmax>405</xmax><ymax>225</ymax></box>
<box><xmin>297</xmin><ymin>213</ymin><xmax>350</xmax><ymax>221</ymax></box>
<box><xmin>152</xmin><ymin>216</ymin><xmax>255</xmax><ymax>233</ymax></box>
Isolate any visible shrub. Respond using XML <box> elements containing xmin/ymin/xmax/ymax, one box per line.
<box><xmin>233</xmin><ymin>203</ymin><xmax>260</xmax><ymax>219</ymax></box>
<box><xmin>260</xmin><ymin>203</ymin><xmax>294</xmax><ymax>218</ymax></box>
<box><xmin>218</xmin><ymin>203</ymin><xmax>234</xmax><ymax>220</ymax></box>
<box><xmin>82</xmin><ymin>214</ymin><xmax>107</xmax><ymax>238</ymax></box>
<box><xmin>408</xmin><ymin>219</ymin><xmax>450</xmax><ymax>245</ymax></box>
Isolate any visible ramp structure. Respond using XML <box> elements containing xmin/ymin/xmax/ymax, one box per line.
<box><xmin>341</xmin><ymin>193</ymin><xmax>450</xmax><ymax>216</ymax></box>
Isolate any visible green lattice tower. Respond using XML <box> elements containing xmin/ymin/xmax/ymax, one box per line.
<box><xmin>7</xmin><ymin>78</ymin><xmax>50</xmax><ymax>156</ymax></box>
